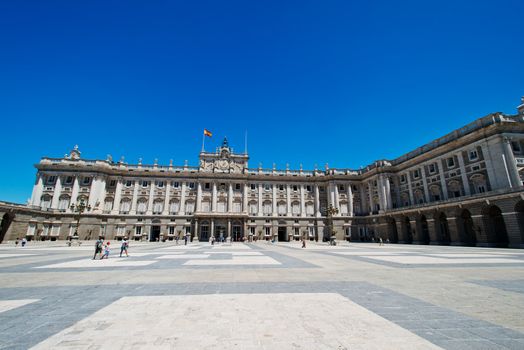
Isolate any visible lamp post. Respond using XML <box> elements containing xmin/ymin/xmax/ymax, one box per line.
<box><xmin>326</xmin><ymin>204</ymin><xmax>339</xmax><ymax>245</ymax></box>
<box><xmin>70</xmin><ymin>199</ymin><xmax>92</xmax><ymax>240</ymax></box>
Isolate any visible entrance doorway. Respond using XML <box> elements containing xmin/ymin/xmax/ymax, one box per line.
<box><xmin>215</xmin><ymin>224</ymin><xmax>227</xmax><ymax>241</ymax></box>
<box><xmin>278</xmin><ymin>226</ymin><xmax>287</xmax><ymax>242</ymax></box>
<box><xmin>200</xmin><ymin>223</ymin><xmax>209</xmax><ymax>241</ymax></box>
<box><xmin>150</xmin><ymin>226</ymin><xmax>160</xmax><ymax>242</ymax></box>
<box><xmin>0</xmin><ymin>212</ymin><xmax>15</xmax><ymax>244</ymax></box>
<box><xmin>232</xmin><ymin>225</ymin><xmax>242</xmax><ymax>241</ymax></box>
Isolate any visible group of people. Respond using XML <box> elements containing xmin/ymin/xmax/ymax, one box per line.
<box><xmin>14</xmin><ymin>238</ymin><xmax>28</xmax><ymax>247</ymax></box>
<box><xmin>93</xmin><ymin>238</ymin><xmax>129</xmax><ymax>260</ymax></box>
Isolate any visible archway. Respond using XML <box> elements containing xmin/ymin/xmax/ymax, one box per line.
<box><xmin>515</xmin><ymin>201</ymin><xmax>524</xmax><ymax>240</ymax></box>
<box><xmin>418</xmin><ymin>215</ymin><xmax>430</xmax><ymax>244</ymax></box>
<box><xmin>457</xmin><ymin>209</ymin><xmax>476</xmax><ymax>246</ymax></box>
<box><xmin>482</xmin><ymin>205</ymin><xmax>509</xmax><ymax>247</ymax></box>
<box><xmin>200</xmin><ymin>221</ymin><xmax>209</xmax><ymax>241</ymax></box>
<box><xmin>401</xmin><ymin>216</ymin><xmax>412</xmax><ymax>244</ymax></box>
<box><xmin>0</xmin><ymin>212</ymin><xmax>15</xmax><ymax>243</ymax></box>
<box><xmin>386</xmin><ymin>217</ymin><xmax>398</xmax><ymax>243</ymax></box>
<box><xmin>232</xmin><ymin>220</ymin><xmax>243</xmax><ymax>241</ymax></box>
<box><xmin>150</xmin><ymin>219</ymin><xmax>161</xmax><ymax>242</ymax></box>
<box><xmin>436</xmin><ymin>212</ymin><xmax>451</xmax><ymax>245</ymax></box>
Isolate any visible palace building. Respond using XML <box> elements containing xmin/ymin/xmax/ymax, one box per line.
<box><xmin>1</xmin><ymin>98</ymin><xmax>524</xmax><ymax>247</ymax></box>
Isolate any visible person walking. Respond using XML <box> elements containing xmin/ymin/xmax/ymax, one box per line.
<box><xmin>120</xmin><ymin>238</ymin><xmax>129</xmax><ymax>257</ymax></box>
<box><xmin>93</xmin><ymin>238</ymin><xmax>103</xmax><ymax>260</ymax></box>
<box><xmin>15</xmin><ymin>238</ymin><xmax>19</xmax><ymax>247</ymax></box>
<box><xmin>184</xmin><ymin>234</ymin><xmax>188</xmax><ymax>246</ymax></box>
<box><xmin>21</xmin><ymin>237</ymin><xmax>27</xmax><ymax>247</ymax></box>
<box><xmin>100</xmin><ymin>242</ymin><xmax>111</xmax><ymax>260</ymax></box>
<box><xmin>301</xmin><ymin>237</ymin><xmax>306</xmax><ymax>248</ymax></box>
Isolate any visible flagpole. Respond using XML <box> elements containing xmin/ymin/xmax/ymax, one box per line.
<box><xmin>201</xmin><ymin>132</ymin><xmax>205</xmax><ymax>152</ymax></box>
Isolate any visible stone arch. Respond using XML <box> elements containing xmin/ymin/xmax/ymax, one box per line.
<box><xmin>482</xmin><ymin>205</ymin><xmax>509</xmax><ymax>247</ymax></box>
<box><xmin>199</xmin><ymin>220</ymin><xmax>210</xmax><ymax>241</ymax></box>
<box><xmin>515</xmin><ymin>200</ymin><xmax>524</xmax><ymax>240</ymax></box>
<box><xmin>435</xmin><ymin>212</ymin><xmax>451</xmax><ymax>245</ymax></box>
<box><xmin>401</xmin><ymin>216</ymin><xmax>412</xmax><ymax>244</ymax></box>
<box><xmin>470</xmin><ymin>174</ymin><xmax>488</xmax><ymax>194</ymax></box>
<box><xmin>456</xmin><ymin>209</ymin><xmax>476</xmax><ymax>246</ymax></box>
<box><xmin>429</xmin><ymin>185</ymin><xmax>442</xmax><ymax>202</ymax></box>
<box><xmin>448</xmin><ymin>180</ymin><xmax>462</xmax><ymax>198</ymax></box>
<box><xmin>386</xmin><ymin>217</ymin><xmax>398</xmax><ymax>243</ymax></box>
<box><xmin>417</xmin><ymin>214</ymin><xmax>430</xmax><ymax>244</ymax></box>
<box><xmin>0</xmin><ymin>212</ymin><xmax>15</xmax><ymax>243</ymax></box>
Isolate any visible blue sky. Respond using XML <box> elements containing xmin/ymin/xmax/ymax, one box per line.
<box><xmin>0</xmin><ymin>0</ymin><xmax>523</xmax><ymax>204</ymax></box>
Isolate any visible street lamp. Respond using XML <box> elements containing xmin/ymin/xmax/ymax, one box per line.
<box><xmin>70</xmin><ymin>199</ymin><xmax>92</xmax><ymax>240</ymax></box>
<box><xmin>326</xmin><ymin>204</ymin><xmax>339</xmax><ymax>245</ymax></box>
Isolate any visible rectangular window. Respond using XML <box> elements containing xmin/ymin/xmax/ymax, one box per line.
<box><xmin>293</xmin><ymin>185</ymin><xmax>298</xmax><ymax>192</ymax></box>
<box><xmin>413</xmin><ymin>169</ymin><xmax>420</xmax><ymax>179</ymax></box>
<box><xmin>48</xmin><ymin>176</ymin><xmax>56</xmax><ymax>184</ymax></box>
<box><xmin>279</xmin><ymin>184</ymin><xmax>284</xmax><ymax>191</ymax></box>
<box><xmin>250</xmin><ymin>183</ymin><xmax>257</xmax><ymax>190</ymax></box>
<box><xmin>469</xmin><ymin>150</ymin><xmax>478</xmax><ymax>160</ymax></box>
<box><xmin>65</xmin><ymin>176</ymin><xmax>73</xmax><ymax>185</ymax></box>
<box><xmin>109</xmin><ymin>180</ymin><xmax>116</xmax><ymax>187</ymax></box>
<box><xmin>428</xmin><ymin>164</ymin><xmax>436</xmax><ymax>174</ymax></box>
<box><xmin>264</xmin><ymin>184</ymin><xmax>271</xmax><ymax>191</ymax></box>
<box><xmin>125</xmin><ymin>180</ymin><xmax>133</xmax><ymax>187</ymax></box>
<box><xmin>235</xmin><ymin>183</ymin><xmax>241</xmax><ymax>191</ymax></box>
<box><xmin>188</xmin><ymin>182</ymin><xmax>195</xmax><ymax>189</ymax></box>
<box><xmin>172</xmin><ymin>181</ymin><xmax>179</xmax><ymax>188</ymax></box>
<box><xmin>447</xmin><ymin>157</ymin><xmax>455</xmax><ymax>168</ymax></box>
<box><xmin>400</xmin><ymin>174</ymin><xmax>406</xmax><ymax>183</ymax></box>
<box><xmin>141</xmin><ymin>180</ymin><xmax>149</xmax><ymax>188</ymax></box>
<box><xmin>204</xmin><ymin>183</ymin><xmax>210</xmax><ymax>190</ymax></box>
<box><xmin>338</xmin><ymin>184</ymin><xmax>345</xmax><ymax>192</ymax></box>
<box><xmin>156</xmin><ymin>181</ymin><xmax>164</xmax><ymax>188</ymax></box>
<box><xmin>511</xmin><ymin>141</ymin><xmax>521</xmax><ymax>152</ymax></box>
<box><xmin>319</xmin><ymin>186</ymin><xmax>324</xmax><ymax>192</ymax></box>
<box><xmin>82</xmin><ymin>177</ymin><xmax>91</xmax><ymax>185</ymax></box>
<box><xmin>306</xmin><ymin>185</ymin><xmax>312</xmax><ymax>192</ymax></box>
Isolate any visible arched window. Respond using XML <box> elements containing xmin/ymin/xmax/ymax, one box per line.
<box><xmin>169</xmin><ymin>200</ymin><xmax>180</xmax><ymax>214</ymax></box>
<box><xmin>185</xmin><ymin>200</ymin><xmax>195</xmax><ymax>214</ymax></box>
<box><xmin>414</xmin><ymin>189</ymin><xmax>424</xmax><ymax>204</ymax></box>
<box><xmin>153</xmin><ymin>200</ymin><xmax>163</xmax><ymax>214</ymax></box>
<box><xmin>277</xmin><ymin>201</ymin><xmax>286</xmax><ymax>216</ymax></box>
<box><xmin>58</xmin><ymin>195</ymin><xmax>70</xmax><ymax>210</ymax></box>
<box><xmin>120</xmin><ymin>198</ymin><xmax>131</xmax><ymax>213</ymax></box>
<box><xmin>217</xmin><ymin>199</ymin><xmax>226</xmax><ymax>213</ymax></box>
<box><xmin>263</xmin><ymin>201</ymin><xmax>272</xmax><ymax>215</ymax></box>
<box><xmin>104</xmin><ymin>198</ymin><xmax>114</xmax><ymax>212</ymax></box>
<box><xmin>448</xmin><ymin>180</ymin><xmax>462</xmax><ymax>198</ymax></box>
<box><xmin>41</xmin><ymin>195</ymin><xmax>52</xmax><ymax>210</ymax></box>
<box><xmin>249</xmin><ymin>201</ymin><xmax>258</xmax><ymax>214</ymax></box>
<box><xmin>306</xmin><ymin>202</ymin><xmax>314</xmax><ymax>216</ymax></box>
<box><xmin>470</xmin><ymin>174</ymin><xmax>487</xmax><ymax>194</ymax></box>
<box><xmin>292</xmin><ymin>201</ymin><xmax>301</xmax><ymax>215</ymax></box>
<box><xmin>429</xmin><ymin>185</ymin><xmax>441</xmax><ymax>201</ymax></box>
<box><xmin>136</xmin><ymin>198</ymin><xmax>147</xmax><ymax>214</ymax></box>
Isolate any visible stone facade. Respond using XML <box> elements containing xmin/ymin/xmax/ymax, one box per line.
<box><xmin>1</xmin><ymin>99</ymin><xmax>524</xmax><ymax>247</ymax></box>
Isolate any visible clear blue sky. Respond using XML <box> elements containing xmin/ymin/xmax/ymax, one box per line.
<box><xmin>0</xmin><ymin>0</ymin><xmax>523</xmax><ymax>204</ymax></box>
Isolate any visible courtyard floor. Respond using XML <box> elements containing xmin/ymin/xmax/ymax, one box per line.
<box><xmin>0</xmin><ymin>240</ymin><xmax>523</xmax><ymax>349</ymax></box>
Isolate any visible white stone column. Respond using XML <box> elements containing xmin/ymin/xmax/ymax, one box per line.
<box><xmin>334</xmin><ymin>183</ymin><xmax>340</xmax><ymax>211</ymax></box>
<box><xmin>384</xmin><ymin>176</ymin><xmax>392</xmax><ymax>210</ymax></box>
<box><xmin>300</xmin><ymin>184</ymin><xmax>306</xmax><ymax>217</ymax></box>
<box><xmin>196</xmin><ymin>182</ymin><xmax>202</xmax><ymax>212</ymax></box>
<box><xmin>502</xmin><ymin>137</ymin><xmax>522</xmax><ymax>187</ymax></box>
<box><xmin>347</xmin><ymin>183</ymin><xmax>354</xmax><ymax>216</ymax></box>
<box><xmin>480</xmin><ymin>144</ymin><xmax>497</xmax><ymax>190</ymax></box>
<box><xmin>51</xmin><ymin>176</ymin><xmax>62</xmax><ymax>209</ymax></box>
<box><xmin>112</xmin><ymin>179</ymin><xmax>123</xmax><ymax>214</ymax></box>
<box><xmin>130</xmin><ymin>180</ymin><xmax>139</xmax><ymax>214</ymax></box>
<box><xmin>228</xmin><ymin>183</ymin><xmax>233</xmax><ymax>212</ymax></box>
<box><xmin>179</xmin><ymin>182</ymin><xmax>187</xmax><ymax>214</ymax></box>
<box><xmin>376</xmin><ymin>177</ymin><xmax>385</xmax><ymax>211</ymax></box>
<box><xmin>420</xmin><ymin>167</ymin><xmax>430</xmax><ymax>202</ymax></box>
<box><xmin>314</xmin><ymin>184</ymin><xmax>320</xmax><ymax>217</ymax></box>
<box><xmin>211</xmin><ymin>219</ymin><xmax>215</xmax><ymax>238</ymax></box>
<box><xmin>326</xmin><ymin>182</ymin><xmax>332</xmax><ymax>207</ymax></box>
<box><xmin>359</xmin><ymin>184</ymin><xmax>367</xmax><ymax>214</ymax></box>
<box><xmin>243</xmin><ymin>183</ymin><xmax>248</xmax><ymax>213</ymax></box>
<box><xmin>31</xmin><ymin>174</ymin><xmax>44</xmax><ymax>206</ymax></box>
<box><xmin>88</xmin><ymin>176</ymin><xmax>99</xmax><ymax>209</ymax></box>
<box><xmin>457</xmin><ymin>153</ymin><xmax>471</xmax><ymax>195</ymax></box>
<box><xmin>406</xmin><ymin>173</ymin><xmax>414</xmax><ymax>205</ymax></box>
<box><xmin>97</xmin><ymin>177</ymin><xmax>106</xmax><ymax>212</ymax></box>
<box><xmin>163</xmin><ymin>181</ymin><xmax>171</xmax><ymax>215</ymax></box>
<box><xmin>272</xmin><ymin>184</ymin><xmax>277</xmax><ymax>215</ymax></box>
<box><xmin>258</xmin><ymin>183</ymin><xmax>263</xmax><ymax>216</ymax></box>
<box><xmin>286</xmin><ymin>185</ymin><xmax>291</xmax><ymax>216</ymax></box>
<box><xmin>71</xmin><ymin>176</ymin><xmax>80</xmax><ymax>206</ymax></box>
<box><xmin>212</xmin><ymin>182</ymin><xmax>217</xmax><ymax>212</ymax></box>
<box><xmin>368</xmin><ymin>181</ymin><xmax>374</xmax><ymax>212</ymax></box>
<box><xmin>438</xmin><ymin>159</ymin><xmax>448</xmax><ymax>200</ymax></box>
<box><xmin>146</xmin><ymin>181</ymin><xmax>155</xmax><ymax>215</ymax></box>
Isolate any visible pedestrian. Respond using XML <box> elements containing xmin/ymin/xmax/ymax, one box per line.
<box><xmin>100</xmin><ymin>242</ymin><xmax>111</xmax><ymax>260</ymax></box>
<box><xmin>379</xmin><ymin>237</ymin><xmax>383</xmax><ymax>246</ymax></box>
<box><xmin>93</xmin><ymin>237</ymin><xmax>103</xmax><ymax>260</ymax></box>
<box><xmin>21</xmin><ymin>237</ymin><xmax>27</xmax><ymax>247</ymax></box>
<box><xmin>211</xmin><ymin>236</ymin><xmax>215</xmax><ymax>245</ymax></box>
<box><xmin>184</xmin><ymin>235</ymin><xmax>188</xmax><ymax>246</ymax></box>
<box><xmin>120</xmin><ymin>238</ymin><xmax>129</xmax><ymax>257</ymax></box>
<box><xmin>302</xmin><ymin>237</ymin><xmax>306</xmax><ymax>248</ymax></box>
<box><xmin>15</xmin><ymin>238</ymin><xmax>19</xmax><ymax>247</ymax></box>
<box><xmin>175</xmin><ymin>235</ymin><xmax>179</xmax><ymax>245</ymax></box>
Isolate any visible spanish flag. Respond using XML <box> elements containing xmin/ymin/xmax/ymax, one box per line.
<box><xmin>204</xmin><ymin>129</ymin><xmax>213</xmax><ymax>137</ymax></box>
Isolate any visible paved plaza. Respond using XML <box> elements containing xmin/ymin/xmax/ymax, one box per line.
<box><xmin>0</xmin><ymin>240</ymin><xmax>523</xmax><ymax>349</ymax></box>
